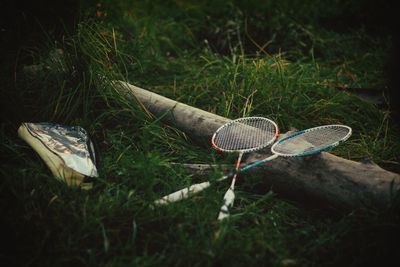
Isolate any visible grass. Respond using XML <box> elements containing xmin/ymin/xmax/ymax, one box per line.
<box><xmin>1</xmin><ymin>0</ymin><xmax>400</xmax><ymax>266</ymax></box>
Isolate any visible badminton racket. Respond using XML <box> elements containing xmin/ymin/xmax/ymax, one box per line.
<box><xmin>154</xmin><ymin>124</ymin><xmax>351</xmax><ymax>208</ymax></box>
<box><xmin>218</xmin><ymin>124</ymin><xmax>352</xmax><ymax>219</ymax></box>
<box><xmin>154</xmin><ymin>117</ymin><xmax>279</xmax><ymax>207</ymax></box>
<box><xmin>210</xmin><ymin>117</ymin><xmax>279</xmax><ymax>220</ymax></box>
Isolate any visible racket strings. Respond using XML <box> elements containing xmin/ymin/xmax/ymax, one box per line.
<box><xmin>214</xmin><ymin>118</ymin><xmax>277</xmax><ymax>152</ymax></box>
<box><xmin>273</xmin><ymin>125</ymin><xmax>351</xmax><ymax>155</ymax></box>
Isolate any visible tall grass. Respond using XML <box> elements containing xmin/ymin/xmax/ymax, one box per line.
<box><xmin>1</xmin><ymin>1</ymin><xmax>399</xmax><ymax>266</ymax></box>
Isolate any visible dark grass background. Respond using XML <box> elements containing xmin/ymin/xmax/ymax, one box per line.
<box><xmin>1</xmin><ymin>1</ymin><xmax>400</xmax><ymax>266</ymax></box>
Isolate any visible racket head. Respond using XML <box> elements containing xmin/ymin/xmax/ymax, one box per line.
<box><xmin>271</xmin><ymin>124</ymin><xmax>352</xmax><ymax>157</ymax></box>
<box><xmin>211</xmin><ymin>117</ymin><xmax>279</xmax><ymax>153</ymax></box>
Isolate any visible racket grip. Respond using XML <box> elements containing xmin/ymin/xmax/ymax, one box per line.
<box><xmin>217</xmin><ymin>188</ymin><xmax>235</xmax><ymax>220</ymax></box>
<box><xmin>153</xmin><ymin>181</ymin><xmax>211</xmax><ymax>206</ymax></box>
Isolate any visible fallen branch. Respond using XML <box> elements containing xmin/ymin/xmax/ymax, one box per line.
<box><xmin>113</xmin><ymin>80</ymin><xmax>400</xmax><ymax>211</ymax></box>
<box><xmin>114</xmin><ymin>81</ymin><xmax>230</xmax><ymax>143</ymax></box>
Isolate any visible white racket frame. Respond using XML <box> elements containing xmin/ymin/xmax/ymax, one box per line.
<box><xmin>271</xmin><ymin>124</ymin><xmax>352</xmax><ymax>157</ymax></box>
<box><xmin>211</xmin><ymin>116</ymin><xmax>279</xmax><ymax>153</ymax></box>
<box><xmin>211</xmin><ymin>117</ymin><xmax>279</xmax><ymax>220</ymax></box>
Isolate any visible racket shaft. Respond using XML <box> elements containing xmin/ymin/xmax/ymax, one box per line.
<box><xmin>240</xmin><ymin>154</ymin><xmax>278</xmax><ymax>172</ymax></box>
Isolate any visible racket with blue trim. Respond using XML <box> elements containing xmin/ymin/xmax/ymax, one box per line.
<box><xmin>154</xmin><ymin>124</ymin><xmax>352</xmax><ymax>216</ymax></box>
<box><xmin>240</xmin><ymin>124</ymin><xmax>352</xmax><ymax>172</ymax></box>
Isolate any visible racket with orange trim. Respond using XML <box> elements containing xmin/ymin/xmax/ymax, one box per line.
<box><xmin>211</xmin><ymin>117</ymin><xmax>279</xmax><ymax>220</ymax></box>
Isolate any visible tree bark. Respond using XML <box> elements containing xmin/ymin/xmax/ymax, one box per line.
<box><xmin>113</xmin><ymin>80</ymin><xmax>400</xmax><ymax>211</ymax></box>
<box><xmin>114</xmin><ymin>81</ymin><xmax>230</xmax><ymax>144</ymax></box>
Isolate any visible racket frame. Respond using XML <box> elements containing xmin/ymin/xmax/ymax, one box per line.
<box><xmin>271</xmin><ymin>124</ymin><xmax>352</xmax><ymax>157</ymax></box>
<box><xmin>211</xmin><ymin>116</ymin><xmax>279</xmax><ymax>153</ymax></box>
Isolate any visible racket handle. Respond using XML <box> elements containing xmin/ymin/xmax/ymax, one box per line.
<box><xmin>153</xmin><ymin>181</ymin><xmax>211</xmax><ymax>206</ymax></box>
<box><xmin>217</xmin><ymin>188</ymin><xmax>235</xmax><ymax>220</ymax></box>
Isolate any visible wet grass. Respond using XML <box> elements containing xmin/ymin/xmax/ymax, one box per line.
<box><xmin>1</xmin><ymin>0</ymin><xmax>399</xmax><ymax>266</ymax></box>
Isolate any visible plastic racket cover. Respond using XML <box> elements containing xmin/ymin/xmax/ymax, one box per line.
<box><xmin>211</xmin><ymin>117</ymin><xmax>279</xmax><ymax>153</ymax></box>
<box><xmin>271</xmin><ymin>124</ymin><xmax>352</xmax><ymax>157</ymax></box>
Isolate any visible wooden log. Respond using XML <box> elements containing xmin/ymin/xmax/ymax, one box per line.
<box><xmin>114</xmin><ymin>81</ymin><xmax>230</xmax><ymax>143</ymax></box>
<box><xmin>113</xmin><ymin>80</ymin><xmax>400</xmax><ymax>211</ymax></box>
